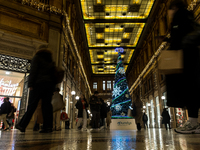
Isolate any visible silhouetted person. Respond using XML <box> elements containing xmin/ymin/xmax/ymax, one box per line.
<box><xmin>100</xmin><ymin>98</ymin><xmax>107</xmax><ymax>129</ymax></box>
<box><xmin>16</xmin><ymin>46</ymin><xmax>56</xmax><ymax>133</ymax></box>
<box><xmin>142</xmin><ymin>112</ymin><xmax>148</xmax><ymax>129</ymax></box>
<box><xmin>106</xmin><ymin>106</ymin><xmax>112</xmax><ymax>130</ymax></box>
<box><xmin>0</xmin><ymin>97</ymin><xmax>11</xmax><ymax>131</ymax></box>
<box><xmin>89</xmin><ymin>91</ymin><xmax>102</xmax><ymax>129</ymax></box>
<box><xmin>133</xmin><ymin>94</ymin><xmax>143</xmax><ymax>131</ymax></box>
<box><xmin>165</xmin><ymin>0</ymin><xmax>200</xmax><ymax>134</ymax></box>
<box><xmin>162</xmin><ymin>108</ymin><xmax>171</xmax><ymax>130</ymax></box>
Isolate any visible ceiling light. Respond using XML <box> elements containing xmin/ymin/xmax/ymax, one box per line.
<box><xmin>121</xmin><ymin>25</ymin><xmax>124</xmax><ymax>28</ymax></box>
<box><xmin>89</xmin><ymin>7</ymin><xmax>91</xmax><ymax>8</ymax></box>
<box><xmin>106</xmin><ymin>25</ymin><xmax>109</xmax><ymax>28</ymax></box>
<box><xmin>117</xmin><ymin>43</ymin><xmax>120</xmax><ymax>45</ymax></box>
<box><xmin>106</xmin><ymin>12</ymin><xmax>109</xmax><ymax>16</ymax></box>
<box><xmin>122</xmin><ymin>12</ymin><xmax>126</xmax><ymax>16</ymax></box>
<box><xmin>5</xmin><ymin>72</ymin><xmax>10</xmax><ymax>75</ymax></box>
<box><xmin>105</xmin><ymin>43</ymin><xmax>108</xmax><ymax>45</ymax></box>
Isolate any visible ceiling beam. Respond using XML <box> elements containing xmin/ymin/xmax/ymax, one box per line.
<box><xmin>89</xmin><ymin>47</ymin><xmax>136</xmax><ymax>49</ymax></box>
<box><xmin>84</xmin><ymin>19</ymin><xmax>147</xmax><ymax>24</ymax></box>
<box><xmin>92</xmin><ymin>63</ymin><xmax>129</xmax><ymax>65</ymax></box>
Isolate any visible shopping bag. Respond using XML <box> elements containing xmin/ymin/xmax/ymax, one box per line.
<box><xmin>51</xmin><ymin>92</ymin><xmax>65</xmax><ymax>112</ymax></box>
<box><xmin>158</xmin><ymin>50</ymin><xmax>183</xmax><ymax>74</ymax></box>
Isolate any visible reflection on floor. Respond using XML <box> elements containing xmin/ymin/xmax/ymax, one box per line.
<box><xmin>0</xmin><ymin>128</ymin><xmax>200</xmax><ymax>150</ymax></box>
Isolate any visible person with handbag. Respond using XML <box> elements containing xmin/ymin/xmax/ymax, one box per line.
<box><xmin>75</xmin><ymin>94</ymin><xmax>88</xmax><ymax>131</ymax></box>
<box><xmin>165</xmin><ymin>0</ymin><xmax>200</xmax><ymax>134</ymax></box>
<box><xmin>15</xmin><ymin>46</ymin><xmax>58</xmax><ymax>133</ymax></box>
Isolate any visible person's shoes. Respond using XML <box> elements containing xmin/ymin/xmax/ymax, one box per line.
<box><xmin>100</xmin><ymin>126</ymin><xmax>104</xmax><ymax>130</ymax></box>
<box><xmin>174</xmin><ymin>121</ymin><xmax>199</xmax><ymax>134</ymax></box>
<box><xmin>15</xmin><ymin>124</ymin><xmax>25</xmax><ymax>132</ymax></box>
<box><xmin>82</xmin><ymin>128</ymin><xmax>87</xmax><ymax>131</ymax></box>
<box><xmin>55</xmin><ymin>128</ymin><xmax>61</xmax><ymax>131</ymax></box>
<box><xmin>39</xmin><ymin>129</ymin><xmax>53</xmax><ymax>133</ymax></box>
<box><xmin>3</xmin><ymin>128</ymin><xmax>10</xmax><ymax>131</ymax></box>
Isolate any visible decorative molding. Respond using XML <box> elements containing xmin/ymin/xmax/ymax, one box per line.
<box><xmin>0</xmin><ymin>54</ymin><xmax>31</xmax><ymax>73</ymax></box>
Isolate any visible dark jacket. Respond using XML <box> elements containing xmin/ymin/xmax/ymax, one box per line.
<box><xmin>28</xmin><ymin>51</ymin><xmax>56</xmax><ymax>88</ymax></box>
<box><xmin>162</xmin><ymin>110</ymin><xmax>170</xmax><ymax>124</ymax></box>
<box><xmin>89</xmin><ymin>95</ymin><xmax>102</xmax><ymax>112</ymax></box>
<box><xmin>100</xmin><ymin>99</ymin><xmax>107</xmax><ymax>118</ymax></box>
<box><xmin>142</xmin><ymin>113</ymin><xmax>148</xmax><ymax>122</ymax></box>
<box><xmin>166</xmin><ymin>8</ymin><xmax>199</xmax><ymax>108</ymax></box>
<box><xmin>7</xmin><ymin>106</ymin><xmax>16</xmax><ymax>119</ymax></box>
<box><xmin>0</xmin><ymin>101</ymin><xmax>11</xmax><ymax>115</ymax></box>
<box><xmin>75</xmin><ymin>98</ymin><xmax>89</xmax><ymax>118</ymax></box>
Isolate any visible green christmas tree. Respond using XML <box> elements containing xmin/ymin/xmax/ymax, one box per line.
<box><xmin>111</xmin><ymin>50</ymin><xmax>132</xmax><ymax>118</ymax></box>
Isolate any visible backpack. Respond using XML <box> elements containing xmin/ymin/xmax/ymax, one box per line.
<box><xmin>143</xmin><ymin>114</ymin><xmax>148</xmax><ymax>121</ymax></box>
<box><xmin>54</xmin><ymin>67</ymin><xmax>64</xmax><ymax>84</ymax></box>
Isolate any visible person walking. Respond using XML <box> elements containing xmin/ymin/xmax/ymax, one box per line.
<box><xmin>16</xmin><ymin>46</ymin><xmax>57</xmax><ymax>133</ymax></box>
<box><xmin>133</xmin><ymin>94</ymin><xmax>143</xmax><ymax>131</ymax></box>
<box><xmin>89</xmin><ymin>91</ymin><xmax>102</xmax><ymax>129</ymax></box>
<box><xmin>165</xmin><ymin>0</ymin><xmax>200</xmax><ymax>134</ymax></box>
<box><xmin>7</xmin><ymin>103</ymin><xmax>16</xmax><ymax>129</ymax></box>
<box><xmin>162</xmin><ymin>108</ymin><xmax>171</xmax><ymax>130</ymax></box>
<box><xmin>75</xmin><ymin>94</ymin><xmax>88</xmax><ymax>131</ymax></box>
<box><xmin>142</xmin><ymin>112</ymin><xmax>148</xmax><ymax>129</ymax></box>
<box><xmin>100</xmin><ymin>98</ymin><xmax>107</xmax><ymax>130</ymax></box>
<box><xmin>53</xmin><ymin>88</ymin><xmax>63</xmax><ymax>131</ymax></box>
<box><xmin>0</xmin><ymin>97</ymin><xmax>11</xmax><ymax>131</ymax></box>
<box><xmin>106</xmin><ymin>106</ymin><xmax>112</xmax><ymax>130</ymax></box>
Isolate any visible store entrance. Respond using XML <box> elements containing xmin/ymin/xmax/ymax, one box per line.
<box><xmin>0</xmin><ymin>70</ymin><xmax>29</xmax><ymax>125</ymax></box>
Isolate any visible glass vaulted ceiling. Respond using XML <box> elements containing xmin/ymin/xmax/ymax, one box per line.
<box><xmin>80</xmin><ymin>0</ymin><xmax>155</xmax><ymax>74</ymax></box>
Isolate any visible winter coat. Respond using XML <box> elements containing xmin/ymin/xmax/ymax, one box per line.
<box><xmin>7</xmin><ymin>106</ymin><xmax>16</xmax><ymax>119</ymax></box>
<box><xmin>161</xmin><ymin>110</ymin><xmax>170</xmax><ymax>124</ymax></box>
<box><xmin>89</xmin><ymin>95</ymin><xmax>102</xmax><ymax>112</ymax></box>
<box><xmin>100</xmin><ymin>99</ymin><xmax>107</xmax><ymax>118</ymax></box>
<box><xmin>166</xmin><ymin>8</ymin><xmax>200</xmax><ymax>108</ymax></box>
<box><xmin>133</xmin><ymin>100</ymin><xmax>143</xmax><ymax>124</ymax></box>
<box><xmin>142</xmin><ymin>113</ymin><xmax>148</xmax><ymax>122</ymax></box>
<box><xmin>106</xmin><ymin>110</ymin><xmax>112</xmax><ymax>125</ymax></box>
<box><xmin>28</xmin><ymin>51</ymin><xmax>56</xmax><ymax>88</ymax></box>
<box><xmin>0</xmin><ymin>101</ymin><xmax>11</xmax><ymax>115</ymax></box>
<box><xmin>75</xmin><ymin>99</ymin><xmax>89</xmax><ymax>118</ymax></box>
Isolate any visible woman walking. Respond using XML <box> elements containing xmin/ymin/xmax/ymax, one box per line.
<box><xmin>75</xmin><ymin>94</ymin><xmax>88</xmax><ymax>131</ymax></box>
<box><xmin>161</xmin><ymin>108</ymin><xmax>171</xmax><ymax>130</ymax></box>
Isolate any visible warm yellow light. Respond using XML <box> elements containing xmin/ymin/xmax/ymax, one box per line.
<box><xmin>121</xmin><ymin>55</ymin><xmax>125</xmax><ymax>58</ymax></box>
<box><xmin>105</xmin><ymin>39</ymin><xmax>121</xmax><ymax>43</ymax></box>
<box><xmin>98</xmin><ymin>68</ymin><xmax>104</xmax><ymax>71</ymax></box>
<box><xmin>105</xmin><ymin>28</ymin><xmax>124</xmax><ymax>32</ymax></box>
<box><xmin>97</xmin><ymin>55</ymin><xmax>104</xmax><ymax>59</ymax></box>
<box><xmin>96</xmin><ymin>33</ymin><xmax>103</xmax><ymax>39</ymax></box>
<box><xmin>104</xmin><ymin>58</ymin><xmax>111</xmax><ymax>61</ymax></box>
<box><xmin>104</xmin><ymin>50</ymin><xmax>118</xmax><ymax>55</ymax></box>
<box><xmin>133</xmin><ymin>0</ymin><xmax>140</xmax><ymax>4</ymax></box>
<box><xmin>123</xmin><ymin>33</ymin><xmax>130</xmax><ymax>39</ymax></box>
<box><xmin>97</xmin><ymin>0</ymin><xmax>101</xmax><ymax>4</ymax></box>
<box><xmin>105</xmin><ymin>5</ymin><xmax>128</xmax><ymax>12</ymax></box>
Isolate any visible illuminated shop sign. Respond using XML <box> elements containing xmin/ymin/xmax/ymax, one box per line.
<box><xmin>0</xmin><ymin>78</ymin><xmax>19</xmax><ymax>96</ymax></box>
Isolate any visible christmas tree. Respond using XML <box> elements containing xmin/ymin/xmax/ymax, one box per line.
<box><xmin>111</xmin><ymin>49</ymin><xmax>132</xmax><ymax>118</ymax></box>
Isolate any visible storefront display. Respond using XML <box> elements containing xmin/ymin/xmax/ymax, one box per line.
<box><xmin>175</xmin><ymin>108</ymin><xmax>186</xmax><ymax>127</ymax></box>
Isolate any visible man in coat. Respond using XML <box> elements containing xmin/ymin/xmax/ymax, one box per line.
<box><xmin>142</xmin><ymin>112</ymin><xmax>148</xmax><ymax>129</ymax></box>
<box><xmin>0</xmin><ymin>97</ymin><xmax>11</xmax><ymax>131</ymax></box>
<box><xmin>16</xmin><ymin>45</ymin><xmax>56</xmax><ymax>133</ymax></box>
<box><xmin>89</xmin><ymin>91</ymin><xmax>102</xmax><ymax>129</ymax></box>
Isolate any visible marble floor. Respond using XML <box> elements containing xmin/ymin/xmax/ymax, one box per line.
<box><xmin>0</xmin><ymin>128</ymin><xmax>199</xmax><ymax>150</ymax></box>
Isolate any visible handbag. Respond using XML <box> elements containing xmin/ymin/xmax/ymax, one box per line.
<box><xmin>158</xmin><ymin>50</ymin><xmax>183</xmax><ymax>74</ymax></box>
<box><xmin>51</xmin><ymin>92</ymin><xmax>65</xmax><ymax>112</ymax></box>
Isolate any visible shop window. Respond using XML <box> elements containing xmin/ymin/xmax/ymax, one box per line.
<box><xmin>107</xmin><ymin>81</ymin><xmax>111</xmax><ymax>90</ymax></box>
<box><xmin>93</xmin><ymin>82</ymin><xmax>97</xmax><ymax>90</ymax></box>
<box><xmin>103</xmin><ymin>81</ymin><xmax>105</xmax><ymax>91</ymax></box>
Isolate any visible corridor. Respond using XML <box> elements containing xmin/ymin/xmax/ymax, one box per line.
<box><xmin>0</xmin><ymin>129</ymin><xmax>199</xmax><ymax>150</ymax></box>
